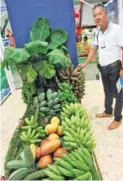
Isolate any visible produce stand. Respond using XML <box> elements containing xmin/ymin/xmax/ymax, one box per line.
<box><xmin>2</xmin><ymin>17</ymin><xmax>102</xmax><ymax>180</ymax></box>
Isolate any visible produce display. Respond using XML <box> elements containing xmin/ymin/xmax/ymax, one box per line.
<box><xmin>2</xmin><ymin>17</ymin><xmax>101</xmax><ymax>180</ymax></box>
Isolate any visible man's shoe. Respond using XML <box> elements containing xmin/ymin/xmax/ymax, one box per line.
<box><xmin>108</xmin><ymin>120</ymin><xmax>121</xmax><ymax>130</ymax></box>
<box><xmin>96</xmin><ymin>112</ymin><xmax>113</xmax><ymax>118</ymax></box>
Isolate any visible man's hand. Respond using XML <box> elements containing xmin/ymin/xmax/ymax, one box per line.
<box><xmin>77</xmin><ymin>63</ymin><xmax>87</xmax><ymax>69</ymax></box>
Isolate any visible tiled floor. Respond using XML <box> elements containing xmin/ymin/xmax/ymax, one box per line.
<box><xmin>0</xmin><ymin>81</ymin><xmax>123</xmax><ymax>179</ymax></box>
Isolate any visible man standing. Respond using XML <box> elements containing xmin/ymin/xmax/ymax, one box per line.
<box><xmin>78</xmin><ymin>4</ymin><xmax>123</xmax><ymax>130</ymax></box>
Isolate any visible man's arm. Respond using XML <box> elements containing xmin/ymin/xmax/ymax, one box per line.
<box><xmin>78</xmin><ymin>45</ymin><xmax>98</xmax><ymax>69</ymax></box>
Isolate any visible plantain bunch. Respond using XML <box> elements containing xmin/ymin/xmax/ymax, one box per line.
<box><xmin>57</xmin><ymin>65</ymin><xmax>85</xmax><ymax>99</ymax></box>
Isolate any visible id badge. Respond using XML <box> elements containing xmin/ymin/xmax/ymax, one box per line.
<box><xmin>100</xmin><ymin>40</ymin><xmax>106</xmax><ymax>49</ymax></box>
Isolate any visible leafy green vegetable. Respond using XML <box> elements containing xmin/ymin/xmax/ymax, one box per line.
<box><xmin>48</xmin><ymin>29</ymin><xmax>67</xmax><ymax>49</ymax></box>
<box><xmin>38</xmin><ymin>61</ymin><xmax>56</xmax><ymax>79</ymax></box>
<box><xmin>24</xmin><ymin>41</ymin><xmax>48</xmax><ymax>55</ymax></box>
<box><xmin>46</xmin><ymin>49</ymin><xmax>71</xmax><ymax>68</ymax></box>
<box><xmin>30</xmin><ymin>17</ymin><xmax>50</xmax><ymax>41</ymax></box>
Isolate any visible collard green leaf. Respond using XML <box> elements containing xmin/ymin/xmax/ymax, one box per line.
<box><xmin>30</xmin><ymin>17</ymin><xmax>50</xmax><ymax>41</ymax></box>
<box><xmin>46</xmin><ymin>49</ymin><xmax>71</xmax><ymax>68</ymax></box>
<box><xmin>24</xmin><ymin>41</ymin><xmax>48</xmax><ymax>56</ymax></box>
<box><xmin>48</xmin><ymin>29</ymin><xmax>68</xmax><ymax>50</ymax></box>
<box><xmin>38</xmin><ymin>61</ymin><xmax>56</xmax><ymax>79</ymax></box>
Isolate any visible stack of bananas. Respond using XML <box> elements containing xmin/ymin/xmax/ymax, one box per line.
<box><xmin>58</xmin><ymin>82</ymin><xmax>79</xmax><ymax>106</ymax></box>
<box><xmin>33</xmin><ymin>89</ymin><xmax>61</xmax><ymax>120</ymax></box>
<box><xmin>33</xmin><ymin>92</ymin><xmax>47</xmax><ymax>120</ymax></box>
<box><xmin>20</xmin><ymin>116</ymin><xmax>45</xmax><ymax>146</ymax></box>
<box><xmin>46</xmin><ymin>89</ymin><xmax>61</xmax><ymax>116</ymax></box>
<box><xmin>57</xmin><ymin>65</ymin><xmax>85</xmax><ymax>99</ymax></box>
<box><xmin>61</xmin><ymin>103</ymin><xmax>96</xmax><ymax>151</ymax></box>
<box><xmin>44</xmin><ymin>146</ymin><xmax>94</xmax><ymax>180</ymax></box>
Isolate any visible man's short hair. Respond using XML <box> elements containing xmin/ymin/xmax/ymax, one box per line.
<box><xmin>93</xmin><ymin>3</ymin><xmax>106</xmax><ymax>10</ymax></box>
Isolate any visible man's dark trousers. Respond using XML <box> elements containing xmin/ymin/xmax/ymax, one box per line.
<box><xmin>98</xmin><ymin>61</ymin><xmax>123</xmax><ymax>121</ymax></box>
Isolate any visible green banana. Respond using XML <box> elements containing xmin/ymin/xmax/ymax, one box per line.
<box><xmin>57</xmin><ymin>166</ymin><xmax>74</xmax><ymax>177</ymax></box>
<box><xmin>75</xmin><ymin>171</ymin><xmax>92</xmax><ymax>180</ymax></box>
<box><xmin>44</xmin><ymin>170</ymin><xmax>64</xmax><ymax>180</ymax></box>
<box><xmin>7</xmin><ymin>160</ymin><xmax>29</xmax><ymax>169</ymax></box>
<box><xmin>47</xmin><ymin>165</ymin><xmax>62</xmax><ymax>176</ymax></box>
<box><xmin>8</xmin><ymin>168</ymin><xmax>32</xmax><ymax>180</ymax></box>
<box><xmin>30</xmin><ymin>129</ymin><xmax>36</xmax><ymax>138</ymax></box>
<box><xmin>72</xmin><ymin>169</ymin><xmax>86</xmax><ymax>177</ymax></box>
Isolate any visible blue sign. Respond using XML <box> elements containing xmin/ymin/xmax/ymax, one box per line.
<box><xmin>5</xmin><ymin>0</ymin><xmax>78</xmax><ymax>66</ymax></box>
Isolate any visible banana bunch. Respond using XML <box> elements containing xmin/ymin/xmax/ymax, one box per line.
<box><xmin>58</xmin><ymin>82</ymin><xmax>79</xmax><ymax>106</ymax></box>
<box><xmin>44</xmin><ymin>147</ymin><xmax>94</xmax><ymax>180</ymax></box>
<box><xmin>46</xmin><ymin>89</ymin><xmax>61</xmax><ymax>117</ymax></box>
<box><xmin>26</xmin><ymin>65</ymin><xmax>38</xmax><ymax>83</ymax></box>
<box><xmin>57</xmin><ymin>65</ymin><xmax>85</xmax><ymax>99</ymax></box>
<box><xmin>61</xmin><ymin>102</ymin><xmax>85</xmax><ymax>119</ymax></box>
<box><xmin>33</xmin><ymin>89</ymin><xmax>61</xmax><ymax>120</ymax></box>
<box><xmin>33</xmin><ymin>92</ymin><xmax>48</xmax><ymax>120</ymax></box>
<box><xmin>21</xmin><ymin>115</ymin><xmax>38</xmax><ymax>129</ymax></box>
<box><xmin>20</xmin><ymin>116</ymin><xmax>45</xmax><ymax>146</ymax></box>
<box><xmin>61</xmin><ymin>103</ymin><xmax>96</xmax><ymax>151</ymax></box>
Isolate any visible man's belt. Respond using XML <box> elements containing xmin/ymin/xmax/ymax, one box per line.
<box><xmin>98</xmin><ymin>60</ymin><xmax>121</xmax><ymax>69</ymax></box>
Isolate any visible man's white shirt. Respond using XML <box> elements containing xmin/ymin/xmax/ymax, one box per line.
<box><xmin>93</xmin><ymin>22</ymin><xmax>123</xmax><ymax>66</ymax></box>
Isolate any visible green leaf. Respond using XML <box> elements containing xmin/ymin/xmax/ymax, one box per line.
<box><xmin>38</xmin><ymin>61</ymin><xmax>56</xmax><ymax>79</ymax></box>
<box><xmin>4</xmin><ymin>46</ymin><xmax>17</xmax><ymax>61</ymax></box>
<box><xmin>24</xmin><ymin>41</ymin><xmax>48</xmax><ymax>56</ymax></box>
<box><xmin>33</xmin><ymin>61</ymin><xmax>44</xmax><ymax>72</ymax></box>
<box><xmin>18</xmin><ymin>64</ymin><xmax>31</xmax><ymax>80</ymax></box>
<box><xmin>48</xmin><ymin>29</ymin><xmax>68</xmax><ymax>50</ymax></box>
<box><xmin>61</xmin><ymin>45</ymin><xmax>69</xmax><ymax>55</ymax></box>
<box><xmin>30</xmin><ymin>17</ymin><xmax>50</xmax><ymax>41</ymax></box>
<box><xmin>2</xmin><ymin>46</ymin><xmax>17</xmax><ymax>67</ymax></box>
<box><xmin>46</xmin><ymin>49</ymin><xmax>71</xmax><ymax>68</ymax></box>
<box><xmin>10</xmin><ymin>48</ymin><xmax>30</xmax><ymax>64</ymax></box>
